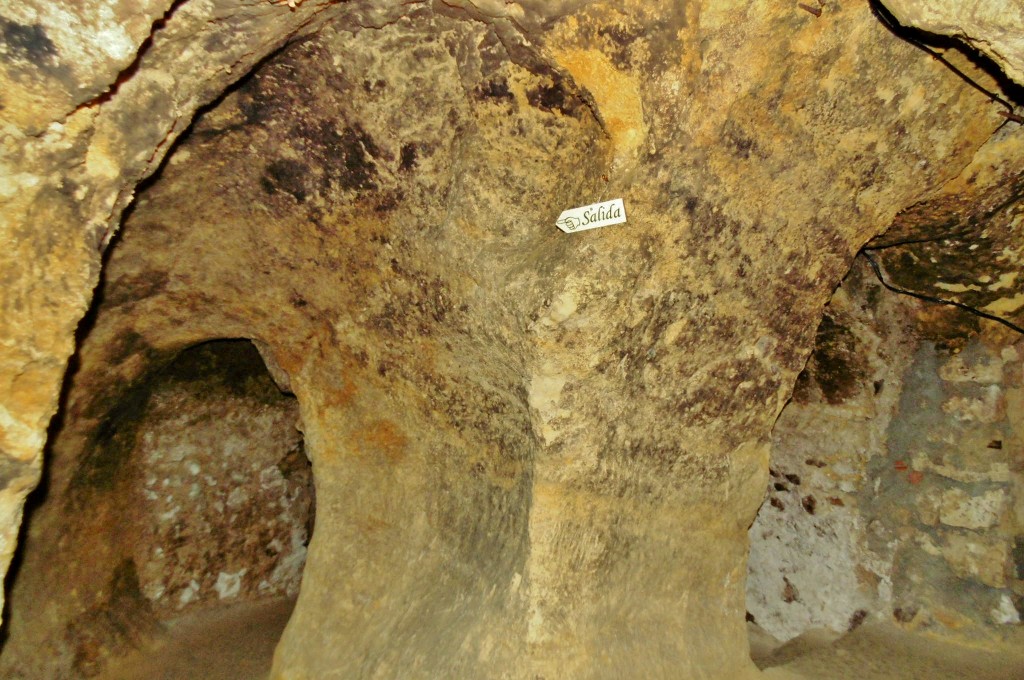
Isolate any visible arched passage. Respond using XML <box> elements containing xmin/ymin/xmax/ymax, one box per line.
<box><xmin>6</xmin><ymin>1</ymin><xmax>1024</xmax><ymax>678</ymax></box>
<box><xmin>0</xmin><ymin>339</ymin><xmax>314</xmax><ymax>679</ymax></box>
<box><xmin>747</xmin><ymin>255</ymin><xmax>1024</xmax><ymax>677</ymax></box>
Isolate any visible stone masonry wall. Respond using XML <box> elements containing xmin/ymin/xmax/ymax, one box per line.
<box><xmin>748</xmin><ymin>256</ymin><xmax>1024</xmax><ymax>642</ymax></box>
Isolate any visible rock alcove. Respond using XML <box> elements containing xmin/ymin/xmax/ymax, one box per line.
<box><xmin>747</xmin><ymin>255</ymin><xmax>1024</xmax><ymax>675</ymax></box>
<box><xmin>1</xmin><ymin>0</ymin><xmax>1024</xmax><ymax>679</ymax></box>
<box><xmin>1</xmin><ymin>337</ymin><xmax>312</xmax><ymax>678</ymax></box>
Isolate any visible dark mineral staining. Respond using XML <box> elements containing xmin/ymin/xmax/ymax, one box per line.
<box><xmin>108</xmin><ymin>330</ymin><xmax>156</xmax><ymax>367</ymax></box>
<box><xmin>598</xmin><ymin>23</ymin><xmax>643</xmax><ymax>48</ymax></box>
<box><xmin>399</xmin><ymin>143</ymin><xmax>418</xmax><ymax>171</ymax></box>
<box><xmin>674</xmin><ymin>357</ymin><xmax>776</xmax><ymax>434</ymax></box>
<box><xmin>261</xmin><ymin>159</ymin><xmax>309</xmax><ymax>201</ymax></box>
<box><xmin>68</xmin><ymin>560</ymin><xmax>159</xmax><ymax>676</ymax></box>
<box><xmin>474</xmin><ymin>78</ymin><xmax>514</xmax><ymax>103</ymax></box>
<box><xmin>726</xmin><ymin>132</ymin><xmax>756</xmax><ymax>160</ymax></box>
<box><xmin>594</xmin><ymin>21</ymin><xmax>646</xmax><ymax>68</ymax></box>
<box><xmin>745</xmin><ymin>611</ymin><xmax>756</xmax><ymax>623</ymax></box>
<box><xmin>805</xmin><ymin>458</ymin><xmax>827</xmax><ymax>468</ymax></box>
<box><xmin>1013</xmin><ymin>536</ymin><xmax>1024</xmax><ymax>580</ymax></box>
<box><xmin>312</xmin><ymin>122</ymin><xmax>379</xmax><ymax>192</ymax></box>
<box><xmin>848</xmin><ymin>609</ymin><xmax>868</xmax><ymax>631</ymax></box>
<box><xmin>232</xmin><ymin>37</ymin><xmax>339</xmax><ymax>127</ymax></box>
<box><xmin>893</xmin><ymin>606</ymin><xmax>917</xmax><ymax>623</ymax></box>
<box><xmin>102</xmin><ymin>271</ymin><xmax>169</xmax><ymax>307</ymax></box>
<box><xmin>806</xmin><ymin>314</ymin><xmax>866</xmax><ymax>404</ymax></box>
<box><xmin>374</xmin><ymin>191</ymin><xmax>403</xmax><ymax>213</ymax></box>
<box><xmin>878</xmin><ymin>251</ymin><xmax>983</xmax><ymax>349</ymax></box>
<box><xmin>774</xmin><ymin>482</ymin><xmax>789</xmax><ymax>492</ymax></box>
<box><xmin>73</xmin><ymin>381</ymin><xmax>153</xmax><ymax>494</ymax></box>
<box><xmin>689</xmin><ymin>197</ymin><xmax>746</xmax><ymax>240</ymax></box>
<box><xmin>2</xmin><ymin>19</ymin><xmax>58</xmax><ymax>65</ymax></box>
<box><xmin>770</xmin><ymin>497</ymin><xmax>785</xmax><ymax>511</ymax></box>
<box><xmin>801</xmin><ymin>495</ymin><xmax>817</xmax><ymax>515</ymax></box>
<box><xmin>719</xmin><ymin>119</ymin><xmax>765</xmax><ymax>161</ymax></box>
<box><xmin>784</xmin><ymin>473</ymin><xmax>801</xmax><ymax>485</ymax></box>
<box><xmin>234</xmin><ymin>62</ymin><xmax>281</xmax><ymax>126</ymax></box>
<box><xmin>987</xmin><ymin>439</ymin><xmax>1003</xmax><ymax>450</ymax></box>
<box><xmin>782</xmin><ymin>577</ymin><xmax>799</xmax><ymax>603</ymax></box>
<box><xmin>526</xmin><ymin>79</ymin><xmax>580</xmax><ymax>116</ymax></box>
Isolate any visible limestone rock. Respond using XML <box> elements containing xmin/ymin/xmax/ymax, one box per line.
<box><xmin>870</xmin><ymin>128</ymin><xmax>1024</xmax><ymax>336</ymax></box>
<box><xmin>749</xmin><ymin>257</ymin><xmax>1024</xmax><ymax>641</ymax></box>
<box><xmin>938</xmin><ymin>488</ymin><xmax>1007</xmax><ymax>530</ymax></box>
<box><xmin>939</xmin><ymin>352</ymin><xmax>1004</xmax><ymax>384</ymax></box>
<box><xmin>941</xmin><ymin>532</ymin><xmax>1010</xmax><ymax>588</ymax></box>
<box><xmin>881</xmin><ymin>0</ymin><xmax>1024</xmax><ymax>86</ymax></box>
<box><xmin>0</xmin><ymin>0</ymin><xmax>396</xmax><ymax>631</ymax></box>
<box><xmin>1</xmin><ymin>0</ymin><xmax>1023</xmax><ymax>678</ymax></box>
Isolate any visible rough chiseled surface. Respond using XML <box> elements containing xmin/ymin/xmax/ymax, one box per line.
<box><xmin>0</xmin><ymin>0</ymin><xmax>368</xmax><ymax>628</ymax></box>
<box><xmin>870</xmin><ymin>124</ymin><xmax>1024</xmax><ymax>332</ymax></box>
<box><xmin>0</xmin><ymin>0</ymin><xmax>1022</xmax><ymax>679</ymax></box>
<box><xmin>880</xmin><ymin>0</ymin><xmax>1024</xmax><ymax>87</ymax></box>
<box><xmin>748</xmin><ymin>259</ymin><xmax>919</xmax><ymax>641</ymax></box>
<box><xmin>127</xmin><ymin>342</ymin><xmax>311</xmax><ymax>614</ymax></box>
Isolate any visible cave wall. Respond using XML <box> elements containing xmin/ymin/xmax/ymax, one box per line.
<box><xmin>0</xmin><ymin>339</ymin><xmax>312</xmax><ymax>678</ymax></box>
<box><xmin>124</xmin><ymin>341</ymin><xmax>311</xmax><ymax>614</ymax></box>
<box><xmin>883</xmin><ymin>326</ymin><xmax>1023</xmax><ymax>631</ymax></box>
<box><xmin>1</xmin><ymin>1</ymin><xmax>1023</xmax><ymax>679</ymax></box>
<box><xmin>749</xmin><ymin>257</ymin><xmax>1024</xmax><ymax>642</ymax></box>
<box><xmin>871</xmin><ymin>124</ymin><xmax>1024</xmax><ymax>331</ymax></box>
<box><xmin>0</xmin><ymin>0</ymin><xmax>384</xmax><ymax>623</ymax></box>
<box><xmin>748</xmin><ymin>258</ymin><xmax>918</xmax><ymax>641</ymax></box>
<box><xmin>882</xmin><ymin>0</ymin><xmax>1024</xmax><ymax>86</ymax></box>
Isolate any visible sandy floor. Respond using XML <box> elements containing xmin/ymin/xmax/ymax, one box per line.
<box><xmin>96</xmin><ymin>598</ymin><xmax>295</xmax><ymax>680</ymax></box>
<box><xmin>96</xmin><ymin>601</ymin><xmax>1024</xmax><ymax>680</ymax></box>
<box><xmin>753</xmin><ymin>621</ymin><xmax>1024</xmax><ymax>680</ymax></box>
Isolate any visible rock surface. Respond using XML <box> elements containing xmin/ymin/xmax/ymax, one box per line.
<box><xmin>0</xmin><ymin>0</ymin><xmax>1022</xmax><ymax>679</ymax></box>
<box><xmin>748</xmin><ymin>257</ymin><xmax>1024</xmax><ymax>642</ymax></box>
<box><xmin>0</xmin><ymin>0</ymin><xmax>363</xmax><ymax>629</ymax></box>
<box><xmin>880</xmin><ymin>0</ymin><xmax>1024</xmax><ymax>87</ymax></box>
<box><xmin>870</xmin><ymin>125</ymin><xmax>1024</xmax><ymax>334</ymax></box>
<box><xmin>0</xmin><ymin>340</ymin><xmax>312</xmax><ymax>678</ymax></box>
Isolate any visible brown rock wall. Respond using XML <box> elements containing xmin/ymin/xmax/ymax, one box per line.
<box><xmin>1</xmin><ymin>1</ymin><xmax>1022</xmax><ymax>678</ymax></box>
<box><xmin>0</xmin><ymin>0</ymin><xmax>390</xmax><ymax>625</ymax></box>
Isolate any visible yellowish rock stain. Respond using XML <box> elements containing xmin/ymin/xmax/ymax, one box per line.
<box><xmin>549</xmin><ymin>47</ymin><xmax>646</xmax><ymax>169</ymax></box>
<box><xmin>983</xmin><ymin>292</ymin><xmax>1024</xmax><ymax>315</ymax></box>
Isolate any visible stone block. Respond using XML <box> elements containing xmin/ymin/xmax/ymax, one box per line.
<box><xmin>941</xmin><ymin>533</ymin><xmax>1010</xmax><ymax>588</ymax></box>
<box><xmin>938</xmin><ymin>488</ymin><xmax>1007</xmax><ymax>530</ymax></box>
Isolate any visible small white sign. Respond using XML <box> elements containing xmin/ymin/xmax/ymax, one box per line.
<box><xmin>555</xmin><ymin>198</ymin><xmax>626</xmax><ymax>233</ymax></box>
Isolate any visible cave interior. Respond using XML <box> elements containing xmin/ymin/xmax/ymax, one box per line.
<box><xmin>1</xmin><ymin>1</ymin><xmax>1024</xmax><ymax>679</ymax></box>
